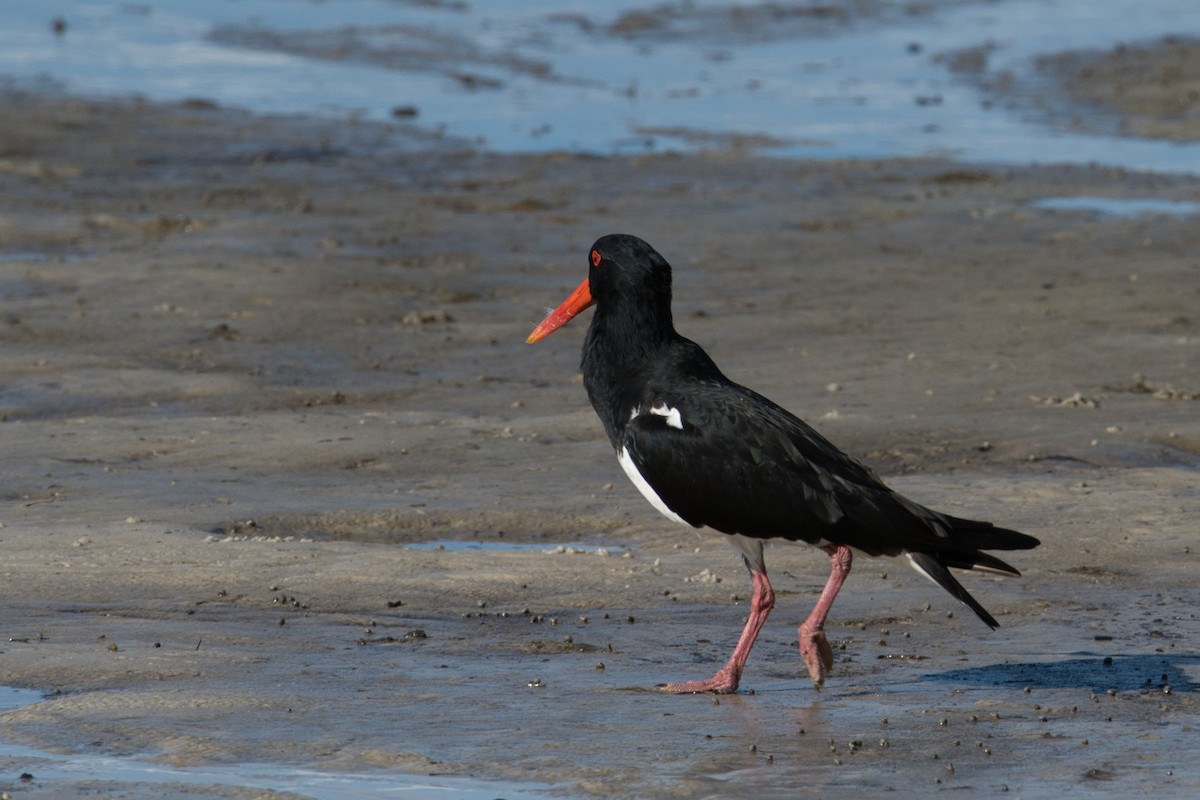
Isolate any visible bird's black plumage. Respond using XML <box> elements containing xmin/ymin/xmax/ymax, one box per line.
<box><xmin>581</xmin><ymin>234</ymin><xmax>1035</xmax><ymax>619</ymax></box>
<box><xmin>528</xmin><ymin>233</ymin><xmax>1039</xmax><ymax>690</ymax></box>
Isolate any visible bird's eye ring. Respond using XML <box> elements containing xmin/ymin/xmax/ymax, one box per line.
<box><xmin>591</xmin><ymin>249</ymin><xmax>602</xmax><ymax>267</ymax></box>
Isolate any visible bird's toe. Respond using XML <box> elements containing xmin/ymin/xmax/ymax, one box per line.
<box><xmin>657</xmin><ymin>667</ymin><xmax>741</xmax><ymax>695</ymax></box>
<box><xmin>799</xmin><ymin>627</ymin><xmax>834</xmax><ymax>687</ymax></box>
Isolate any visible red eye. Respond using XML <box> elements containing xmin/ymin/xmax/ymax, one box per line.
<box><xmin>591</xmin><ymin>249</ymin><xmax>602</xmax><ymax>267</ymax></box>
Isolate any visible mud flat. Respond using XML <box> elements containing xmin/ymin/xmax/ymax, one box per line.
<box><xmin>0</xmin><ymin>87</ymin><xmax>1198</xmax><ymax>797</ymax></box>
<box><xmin>948</xmin><ymin>33</ymin><xmax>1200</xmax><ymax>146</ymax></box>
<box><xmin>1037</xmin><ymin>36</ymin><xmax>1200</xmax><ymax>141</ymax></box>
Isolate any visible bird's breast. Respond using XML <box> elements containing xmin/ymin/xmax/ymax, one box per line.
<box><xmin>616</xmin><ymin>445</ymin><xmax>690</xmax><ymax>526</ymax></box>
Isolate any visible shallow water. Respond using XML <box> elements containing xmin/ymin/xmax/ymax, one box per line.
<box><xmin>1031</xmin><ymin>196</ymin><xmax>1200</xmax><ymax>217</ymax></box>
<box><xmin>0</xmin><ymin>687</ymin><xmax>556</xmax><ymax>800</ymax></box>
<box><xmin>406</xmin><ymin>540</ymin><xmax>626</xmax><ymax>555</ymax></box>
<box><xmin>3</xmin><ymin>0</ymin><xmax>1200</xmax><ymax>171</ymax></box>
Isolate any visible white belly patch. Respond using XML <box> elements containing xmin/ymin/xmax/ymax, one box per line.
<box><xmin>618</xmin><ymin>446</ymin><xmax>688</xmax><ymax>525</ymax></box>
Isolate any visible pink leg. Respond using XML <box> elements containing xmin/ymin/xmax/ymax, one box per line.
<box><xmin>658</xmin><ymin>567</ymin><xmax>775</xmax><ymax>694</ymax></box>
<box><xmin>798</xmin><ymin>544</ymin><xmax>853</xmax><ymax>688</ymax></box>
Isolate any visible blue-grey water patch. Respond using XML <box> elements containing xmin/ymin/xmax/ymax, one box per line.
<box><xmin>0</xmin><ymin>686</ymin><xmax>557</xmax><ymax>799</ymax></box>
<box><xmin>1032</xmin><ymin>196</ymin><xmax>1200</xmax><ymax>217</ymax></box>
<box><xmin>2</xmin><ymin>0</ymin><xmax>1200</xmax><ymax>172</ymax></box>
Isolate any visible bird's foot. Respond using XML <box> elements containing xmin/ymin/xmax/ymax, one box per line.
<box><xmin>657</xmin><ymin>666</ymin><xmax>741</xmax><ymax>695</ymax></box>
<box><xmin>799</xmin><ymin>625</ymin><xmax>834</xmax><ymax>688</ymax></box>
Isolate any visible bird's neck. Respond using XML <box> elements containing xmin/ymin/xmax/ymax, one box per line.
<box><xmin>581</xmin><ymin>306</ymin><xmax>675</xmax><ymax>448</ymax></box>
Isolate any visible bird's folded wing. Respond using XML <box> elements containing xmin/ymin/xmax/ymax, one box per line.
<box><xmin>619</xmin><ymin>389</ymin><xmax>858</xmax><ymax>540</ymax></box>
<box><xmin>619</xmin><ymin>385</ymin><xmax>980</xmax><ymax>556</ymax></box>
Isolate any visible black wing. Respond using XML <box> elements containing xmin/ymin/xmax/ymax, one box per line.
<box><xmin>620</xmin><ymin>379</ymin><xmax>987</xmax><ymax>557</ymax></box>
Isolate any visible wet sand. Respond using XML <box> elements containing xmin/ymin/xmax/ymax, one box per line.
<box><xmin>1036</xmin><ymin>36</ymin><xmax>1200</xmax><ymax>141</ymax></box>
<box><xmin>953</xmin><ymin>32</ymin><xmax>1200</xmax><ymax>146</ymax></box>
<box><xmin>0</xmin><ymin>81</ymin><xmax>1198</xmax><ymax>798</ymax></box>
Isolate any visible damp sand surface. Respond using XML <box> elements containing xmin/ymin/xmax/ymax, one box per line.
<box><xmin>0</xmin><ymin>90</ymin><xmax>1198</xmax><ymax>797</ymax></box>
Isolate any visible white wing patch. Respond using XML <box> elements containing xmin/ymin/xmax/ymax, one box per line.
<box><xmin>647</xmin><ymin>403</ymin><xmax>684</xmax><ymax>429</ymax></box>
<box><xmin>618</xmin><ymin>446</ymin><xmax>688</xmax><ymax>526</ymax></box>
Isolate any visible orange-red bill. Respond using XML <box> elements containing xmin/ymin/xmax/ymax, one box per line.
<box><xmin>526</xmin><ymin>278</ymin><xmax>594</xmax><ymax>343</ymax></box>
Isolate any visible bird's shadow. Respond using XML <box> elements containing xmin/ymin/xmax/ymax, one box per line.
<box><xmin>920</xmin><ymin>652</ymin><xmax>1200</xmax><ymax>693</ymax></box>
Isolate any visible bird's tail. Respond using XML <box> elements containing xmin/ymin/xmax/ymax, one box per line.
<box><xmin>941</xmin><ymin>515</ymin><xmax>1041</xmax><ymax>554</ymax></box>
<box><xmin>907</xmin><ymin>552</ymin><xmax>1002</xmax><ymax>628</ymax></box>
<box><xmin>907</xmin><ymin>517</ymin><xmax>1040</xmax><ymax>629</ymax></box>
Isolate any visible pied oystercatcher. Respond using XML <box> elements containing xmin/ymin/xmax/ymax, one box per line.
<box><xmin>527</xmin><ymin>234</ymin><xmax>1039</xmax><ymax>693</ymax></box>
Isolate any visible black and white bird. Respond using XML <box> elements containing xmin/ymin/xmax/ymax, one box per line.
<box><xmin>527</xmin><ymin>234</ymin><xmax>1039</xmax><ymax>694</ymax></box>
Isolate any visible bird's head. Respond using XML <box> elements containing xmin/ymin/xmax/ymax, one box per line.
<box><xmin>527</xmin><ymin>234</ymin><xmax>672</xmax><ymax>344</ymax></box>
